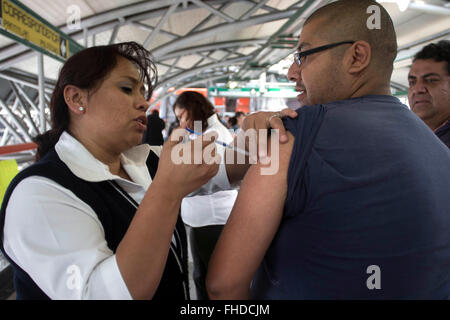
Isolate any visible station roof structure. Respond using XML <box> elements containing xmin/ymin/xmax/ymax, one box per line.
<box><xmin>0</xmin><ymin>0</ymin><xmax>449</xmax><ymax>153</ymax></box>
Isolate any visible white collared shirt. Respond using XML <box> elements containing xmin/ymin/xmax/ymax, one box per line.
<box><xmin>181</xmin><ymin>114</ymin><xmax>238</xmax><ymax>227</ymax></box>
<box><xmin>3</xmin><ymin>131</ymin><xmax>231</xmax><ymax>299</ymax></box>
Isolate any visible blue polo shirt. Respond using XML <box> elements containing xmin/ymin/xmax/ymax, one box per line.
<box><xmin>251</xmin><ymin>95</ymin><xmax>450</xmax><ymax>299</ymax></box>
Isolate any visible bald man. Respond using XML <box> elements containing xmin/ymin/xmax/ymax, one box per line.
<box><xmin>207</xmin><ymin>0</ymin><xmax>450</xmax><ymax>299</ymax></box>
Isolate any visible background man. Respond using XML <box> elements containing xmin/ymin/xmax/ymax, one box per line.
<box><xmin>408</xmin><ymin>40</ymin><xmax>450</xmax><ymax>147</ymax></box>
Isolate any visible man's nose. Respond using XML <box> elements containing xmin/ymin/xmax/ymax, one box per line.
<box><xmin>412</xmin><ymin>79</ymin><xmax>428</xmax><ymax>95</ymax></box>
<box><xmin>287</xmin><ymin>62</ymin><xmax>301</xmax><ymax>83</ymax></box>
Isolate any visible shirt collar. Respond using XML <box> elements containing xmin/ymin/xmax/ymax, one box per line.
<box><xmin>207</xmin><ymin>114</ymin><xmax>220</xmax><ymax>127</ymax></box>
<box><xmin>435</xmin><ymin>120</ymin><xmax>450</xmax><ymax>135</ymax></box>
<box><xmin>55</xmin><ymin>131</ymin><xmax>151</xmax><ymax>183</ymax></box>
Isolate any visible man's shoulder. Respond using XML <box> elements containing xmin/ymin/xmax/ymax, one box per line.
<box><xmin>283</xmin><ymin>104</ymin><xmax>326</xmax><ymax>133</ymax></box>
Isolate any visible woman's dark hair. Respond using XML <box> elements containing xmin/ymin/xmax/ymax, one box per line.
<box><xmin>173</xmin><ymin>91</ymin><xmax>215</xmax><ymax>131</ymax></box>
<box><xmin>228</xmin><ymin>116</ymin><xmax>237</xmax><ymax>127</ymax></box>
<box><xmin>33</xmin><ymin>41</ymin><xmax>157</xmax><ymax>161</ymax></box>
<box><xmin>235</xmin><ymin>111</ymin><xmax>245</xmax><ymax>118</ymax></box>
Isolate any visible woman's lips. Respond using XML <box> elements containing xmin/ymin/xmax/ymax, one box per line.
<box><xmin>134</xmin><ymin>118</ymin><xmax>147</xmax><ymax>131</ymax></box>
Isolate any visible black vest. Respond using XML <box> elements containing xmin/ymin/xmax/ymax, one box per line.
<box><xmin>0</xmin><ymin>148</ymin><xmax>189</xmax><ymax>300</ymax></box>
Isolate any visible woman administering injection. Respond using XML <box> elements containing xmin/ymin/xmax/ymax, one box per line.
<box><xmin>173</xmin><ymin>91</ymin><xmax>239</xmax><ymax>300</ymax></box>
<box><xmin>1</xmin><ymin>44</ymin><xmax>224</xmax><ymax>300</ymax></box>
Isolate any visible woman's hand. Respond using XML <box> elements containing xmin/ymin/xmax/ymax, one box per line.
<box><xmin>152</xmin><ymin>127</ymin><xmax>220</xmax><ymax>199</ymax></box>
<box><xmin>240</xmin><ymin>108</ymin><xmax>298</xmax><ymax>160</ymax></box>
<box><xmin>242</xmin><ymin>108</ymin><xmax>298</xmax><ymax>143</ymax></box>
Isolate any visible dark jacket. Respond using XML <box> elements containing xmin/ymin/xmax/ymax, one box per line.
<box><xmin>0</xmin><ymin>148</ymin><xmax>188</xmax><ymax>300</ymax></box>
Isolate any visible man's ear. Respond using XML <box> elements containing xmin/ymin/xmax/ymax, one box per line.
<box><xmin>63</xmin><ymin>85</ymin><xmax>87</xmax><ymax>114</ymax></box>
<box><xmin>345</xmin><ymin>40</ymin><xmax>371</xmax><ymax>74</ymax></box>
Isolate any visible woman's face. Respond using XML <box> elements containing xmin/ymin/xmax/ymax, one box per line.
<box><xmin>80</xmin><ymin>56</ymin><xmax>149</xmax><ymax>153</ymax></box>
<box><xmin>174</xmin><ymin>105</ymin><xmax>192</xmax><ymax>129</ymax></box>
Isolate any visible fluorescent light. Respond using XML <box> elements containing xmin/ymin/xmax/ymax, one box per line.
<box><xmin>228</xmin><ymin>81</ymin><xmax>238</xmax><ymax>89</ymax></box>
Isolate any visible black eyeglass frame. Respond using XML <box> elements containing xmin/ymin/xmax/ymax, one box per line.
<box><xmin>294</xmin><ymin>41</ymin><xmax>355</xmax><ymax>66</ymax></box>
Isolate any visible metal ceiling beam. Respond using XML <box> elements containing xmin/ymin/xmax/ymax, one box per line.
<box><xmin>0</xmin><ymin>98</ymin><xmax>32</xmax><ymax>141</ymax></box>
<box><xmin>0</xmin><ymin>128</ymin><xmax>12</xmax><ymax>146</ymax></box>
<box><xmin>0</xmin><ymin>115</ymin><xmax>26</xmax><ymax>143</ymax></box>
<box><xmin>0</xmin><ymin>70</ymin><xmax>54</xmax><ymax>93</ymax></box>
<box><xmin>9</xmin><ymin>83</ymin><xmax>39</xmax><ymax>136</ymax></box>
<box><xmin>143</xmin><ymin>3</ymin><xmax>179</xmax><ymax>48</ymax></box>
<box><xmin>0</xmin><ymin>0</ymin><xmax>281</xmax><ymax>73</ymax></box>
<box><xmin>157</xmin><ymin>56</ymin><xmax>251</xmax><ymax>88</ymax></box>
<box><xmin>245</xmin><ymin>0</ymin><xmax>279</xmax><ymax>13</ymax></box>
<box><xmin>397</xmin><ymin>29</ymin><xmax>450</xmax><ymax>52</ymax></box>
<box><xmin>165</xmin><ymin>56</ymin><xmax>182</xmax><ymax>75</ymax></box>
<box><xmin>131</xmin><ymin>21</ymin><xmax>179</xmax><ymax>39</ymax></box>
<box><xmin>152</xmin><ymin>9</ymin><xmax>298</xmax><ymax>58</ymax></box>
<box><xmin>221</xmin><ymin>48</ymin><xmax>238</xmax><ymax>62</ymax></box>
<box><xmin>13</xmin><ymin>83</ymin><xmax>51</xmax><ymax>128</ymax></box>
<box><xmin>108</xmin><ymin>24</ymin><xmax>121</xmax><ymax>45</ymax></box>
<box><xmin>235</xmin><ymin>0</ymin><xmax>324</xmax><ymax>79</ymax></box>
<box><xmin>157</xmin><ymin>61</ymin><xmax>185</xmax><ymax>72</ymax></box>
<box><xmin>240</xmin><ymin>0</ymin><xmax>270</xmax><ymax>20</ymax></box>
<box><xmin>198</xmin><ymin>52</ymin><xmax>220</xmax><ymax>63</ymax></box>
<box><xmin>191</xmin><ymin>57</ymin><xmax>208</xmax><ymax>69</ymax></box>
<box><xmin>76</xmin><ymin>0</ymin><xmax>182</xmax><ymax>30</ymax></box>
<box><xmin>190</xmin><ymin>2</ymin><xmax>232</xmax><ymax>33</ymax></box>
<box><xmin>408</xmin><ymin>2</ymin><xmax>450</xmax><ymax>15</ymax></box>
<box><xmin>159</xmin><ymin>38</ymin><xmax>267</xmax><ymax>61</ymax></box>
<box><xmin>0</xmin><ymin>0</ymin><xmax>246</xmax><ymax>67</ymax></box>
<box><xmin>190</xmin><ymin>0</ymin><xmax>235</xmax><ymax>22</ymax></box>
<box><xmin>390</xmin><ymin>81</ymin><xmax>408</xmax><ymax>92</ymax></box>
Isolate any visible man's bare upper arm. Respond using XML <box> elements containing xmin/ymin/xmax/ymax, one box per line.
<box><xmin>207</xmin><ymin>132</ymin><xmax>295</xmax><ymax>298</ymax></box>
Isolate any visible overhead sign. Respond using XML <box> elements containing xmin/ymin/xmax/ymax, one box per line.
<box><xmin>0</xmin><ymin>0</ymin><xmax>83</xmax><ymax>61</ymax></box>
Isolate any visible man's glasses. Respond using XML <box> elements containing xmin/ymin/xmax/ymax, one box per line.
<box><xmin>294</xmin><ymin>41</ymin><xmax>355</xmax><ymax>66</ymax></box>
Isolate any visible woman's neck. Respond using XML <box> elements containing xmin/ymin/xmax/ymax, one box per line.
<box><xmin>69</xmin><ymin>129</ymin><xmax>123</xmax><ymax>176</ymax></box>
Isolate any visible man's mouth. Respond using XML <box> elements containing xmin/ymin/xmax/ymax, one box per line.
<box><xmin>296</xmin><ymin>87</ymin><xmax>306</xmax><ymax>101</ymax></box>
<box><xmin>414</xmin><ymin>100</ymin><xmax>431</xmax><ymax>107</ymax></box>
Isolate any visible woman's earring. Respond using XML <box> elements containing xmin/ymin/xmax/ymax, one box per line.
<box><xmin>79</xmin><ymin>106</ymin><xmax>85</xmax><ymax>112</ymax></box>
